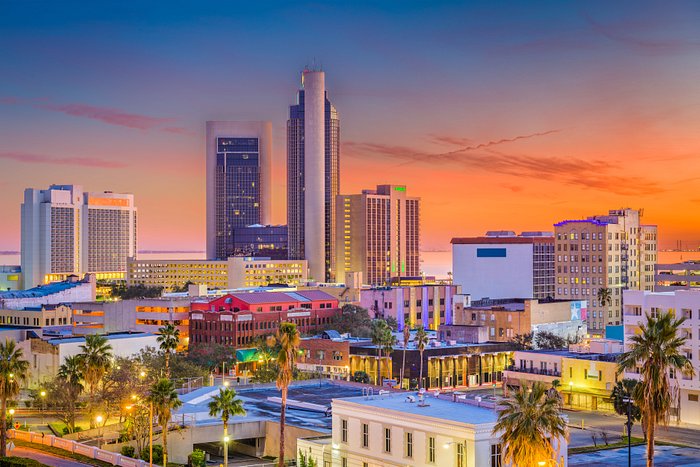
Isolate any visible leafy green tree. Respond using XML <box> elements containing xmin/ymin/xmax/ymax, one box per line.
<box><xmin>384</xmin><ymin>316</ymin><xmax>398</xmax><ymax>332</ymax></box>
<box><xmin>136</xmin><ymin>347</ymin><xmax>209</xmax><ymax>381</ymax></box>
<box><xmin>534</xmin><ymin>331</ymin><xmax>567</xmax><ymax>350</ymax></box>
<box><xmin>510</xmin><ymin>332</ymin><xmax>534</xmax><ymax>350</ymax></box>
<box><xmin>0</xmin><ymin>339</ymin><xmax>29</xmax><ymax>457</ymax></box>
<box><xmin>208</xmin><ymin>388</ymin><xmax>246</xmax><ymax>467</ymax></box>
<box><xmin>78</xmin><ymin>334</ymin><xmax>113</xmax><ymax>428</ymax></box>
<box><xmin>190</xmin><ymin>449</ymin><xmax>206</xmax><ymax>467</ymax></box>
<box><xmin>610</xmin><ymin>379</ymin><xmax>642</xmax><ymax>435</ymax></box>
<box><xmin>326</xmin><ymin>304</ymin><xmax>373</xmax><ymax>337</ymax></box>
<box><xmin>157</xmin><ymin>323</ymin><xmax>180</xmax><ymax>379</ymax></box>
<box><xmin>148</xmin><ymin>379</ymin><xmax>182</xmax><ymax>467</ymax></box>
<box><xmin>493</xmin><ymin>382</ymin><xmax>567</xmax><ymax>466</ymax></box>
<box><xmin>184</xmin><ymin>344</ymin><xmax>235</xmax><ymax>372</ymax></box>
<box><xmin>414</xmin><ymin>327</ymin><xmax>429</xmax><ymax>390</ymax></box>
<box><xmin>617</xmin><ymin>311</ymin><xmax>694</xmax><ymax>467</ymax></box>
<box><xmin>351</xmin><ymin>371</ymin><xmax>370</xmax><ymax>384</ymax></box>
<box><xmin>268</xmin><ymin>323</ymin><xmax>300</xmax><ymax>467</ymax></box>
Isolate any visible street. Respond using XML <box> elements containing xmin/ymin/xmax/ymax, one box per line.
<box><xmin>8</xmin><ymin>446</ymin><xmax>91</xmax><ymax>467</ymax></box>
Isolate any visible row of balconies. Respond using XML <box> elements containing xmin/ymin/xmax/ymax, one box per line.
<box><xmin>507</xmin><ymin>365</ymin><xmax>561</xmax><ymax>377</ymax></box>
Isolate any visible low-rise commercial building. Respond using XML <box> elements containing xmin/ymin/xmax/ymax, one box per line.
<box><xmin>451</xmin><ymin>231</ymin><xmax>555</xmax><ymax>301</ymax></box>
<box><xmin>189</xmin><ymin>290</ymin><xmax>340</xmax><ymax>349</ymax></box>
<box><xmin>298</xmin><ymin>331</ymin><xmax>352</xmax><ymax>380</ymax></box>
<box><xmin>359</xmin><ymin>284</ymin><xmax>462</xmax><ymax>331</ymax></box>
<box><xmin>299</xmin><ymin>391</ymin><xmax>568</xmax><ymax>467</ymax></box>
<box><xmin>127</xmin><ymin>256</ymin><xmax>307</xmax><ymax>291</ymax></box>
<box><xmin>447</xmin><ymin>297</ymin><xmax>587</xmax><ymax>343</ymax></box>
<box><xmin>655</xmin><ymin>261</ymin><xmax>700</xmax><ymax>292</ymax></box>
<box><xmin>0</xmin><ymin>274</ymin><xmax>96</xmax><ymax>310</ymax></box>
<box><xmin>623</xmin><ymin>289</ymin><xmax>700</xmax><ymax>425</ymax></box>
<box><xmin>20</xmin><ymin>332</ymin><xmax>159</xmax><ymax>387</ymax></box>
<box><xmin>0</xmin><ymin>304</ymin><xmax>71</xmax><ymax>327</ymax></box>
<box><xmin>504</xmin><ymin>344</ymin><xmax>621</xmax><ymax>412</ymax></box>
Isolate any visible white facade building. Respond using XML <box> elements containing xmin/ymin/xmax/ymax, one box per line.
<box><xmin>451</xmin><ymin>232</ymin><xmax>554</xmax><ymax>301</ymax></box>
<box><xmin>21</xmin><ymin>184</ymin><xmax>136</xmax><ymax>288</ymax></box>
<box><xmin>623</xmin><ymin>289</ymin><xmax>700</xmax><ymax>425</ymax></box>
<box><xmin>0</xmin><ymin>275</ymin><xmax>96</xmax><ymax>310</ymax></box>
<box><xmin>299</xmin><ymin>392</ymin><xmax>567</xmax><ymax>467</ymax></box>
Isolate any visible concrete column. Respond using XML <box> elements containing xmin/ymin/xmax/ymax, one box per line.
<box><xmin>303</xmin><ymin>71</ymin><xmax>326</xmax><ymax>282</ymax></box>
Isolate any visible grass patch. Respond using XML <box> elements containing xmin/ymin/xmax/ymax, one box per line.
<box><xmin>12</xmin><ymin>439</ymin><xmax>113</xmax><ymax>467</ymax></box>
<box><xmin>569</xmin><ymin>436</ymin><xmax>645</xmax><ymax>454</ymax></box>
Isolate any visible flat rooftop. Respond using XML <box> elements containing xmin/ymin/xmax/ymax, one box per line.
<box><xmin>336</xmin><ymin>392</ymin><xmax>499</xmax><ymax>426</ymax></box>
<box><xmin>177</xmin><ymin>381</ymin><xmax>364</xmax><ymax>432</ymax></box>
<box><xmin>516</xmin><ymin>349</ymin><xmax>620</xmax><ymax>362</ymax></box>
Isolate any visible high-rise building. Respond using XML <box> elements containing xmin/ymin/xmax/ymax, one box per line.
<box><xmin>21</xmin><ymin>185</ymin><xmax>136</xmax><ymax>288</ymax></box>
<box><xmin>451</xmin><ymin>231</ymin><xmax>555</xmax><ymax>301</ymax></box>
<box><xmin>206</xmin><ymin>121</ymin><xmax>272</xmax><ymax>260</ymax></box>
<box><xmin>335</xmin><ymin>185</ymin><xmax>420</xmax><ymax>286</ymax></box>
<box><xmin>287</xmin><ymin>70</ymin><xmax>340</xmax><ymax>282</ymax></box>
<box><xmin>231</xmin><ymin>224</ymin><xmax>288</xmax><ymax>260</ymax></box>
<box><xmin>554</xmin><ymin>208</ymin><xmax>657</xmax><ymax>336</ymax></box>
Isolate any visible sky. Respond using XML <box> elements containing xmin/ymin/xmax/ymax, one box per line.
<box><xmin>1</xmin><ymin>0</ymin><xmax>700</xmax><ymax>252</ymax></box>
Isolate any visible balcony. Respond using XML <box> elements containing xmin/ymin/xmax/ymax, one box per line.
<box><xmin>506</xmin><ymin>365</ymin><xmax>561</xmax><ymax>377</ymax></box>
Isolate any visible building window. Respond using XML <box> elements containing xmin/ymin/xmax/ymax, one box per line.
<box><xmin>428</xmin><ymin>436</ymin><xmax>436</xmax><ymax>463</ymax></box>
<box><xmin>457</xmin><ymin>442</ymin><xmax>465</xmax><ymax>467</ymax></box>
<box><xmin>362</xmin><ymin>423</ymin><xmax>369</xmax><ymax>448</ymax></box>
<box><xmin>491</xmin><ymin>444</ymin><xmax>502</xmax><ymax>467</ymax></box>
<box><xmin>384</xmin><ymin>427</ymin><xmax>391</xmax><ymax>453</ymax></box>
<box><xmin>405</xmin><ymin>432</ymin><xmax>413</xmax><ymax>458</ymax></box>
<box><xmin>341</xmin><ymin>458</ymin><xmax>347</xmax><ymax>467</ymax></box>
<box><xmin>341</xmin><ymin>419</ymin><xmax>347</xmax><ymax>442</ymax></box>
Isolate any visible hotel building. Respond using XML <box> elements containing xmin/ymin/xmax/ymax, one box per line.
<box><xmin>554</xmin><ymin>208</ymin><xmax>657</xmax><ymax>335</ymax></box>
<box><xmin>127</xmin><ymin>256</ymin><xmax>307</xmax><ymax>290</ymax></box>
<box><xmin>623</xmin><ymin>289</ymin><xmax>700</xmax><ymax>425</ymax></box>
<box><xmin>206</xmin><ymin>121</ymin><xmax>272</xmax><ymax>260</ymax></box>
<box><xmin>287</xmin><ymin>70</ymin><xmax>340</xmax><ymax>282</ymax></box>
<box><xmin>451</xmin><ymin>231</ymin><xmax>554</xmax><ymax>301</ymax></box>
<box><xmin>21</xmin><ymin>184</ymin><xmax>137</xmax><ymax>288</ymax></box>
<box><xmin>335</xmin><ymin>185</ymin><xmax>420</xmax><ymax>286</ymax></box>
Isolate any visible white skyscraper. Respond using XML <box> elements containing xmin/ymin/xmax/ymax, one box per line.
<box><xmin>21</xmin><ymin>185</ymin><xmax>137</xmax><ymax>288</ymax></box>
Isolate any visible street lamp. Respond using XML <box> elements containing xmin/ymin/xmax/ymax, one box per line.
<box><xmin>95</xmin><ymin>415</ymin><xmax>104</xmax><ymax>449</ymax></box>
<box><xmin>569</xmin><ymin>381</ymin><xmax>574</xmax><ymax>406</ymax></box>
<box><xmin>39</xmin><ymin>390</ymin><xmax>46</xmax><ymax>425</ymax></box>
<box><xmin>223</xmin><ymin>435</ymin><xmax>231</xmax><ymax>467</ymax></box>
<box><xmin>622</xmin><ymin>397</ymin><xmax>634</xmax><ymax>467</ymax></box>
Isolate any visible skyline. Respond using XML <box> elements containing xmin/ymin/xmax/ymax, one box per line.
<box><xmin>2</xmin><ymin>1</ymin><xmax>700</xmax><ymax>251</ymax></box>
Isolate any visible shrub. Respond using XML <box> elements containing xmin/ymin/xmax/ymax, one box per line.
<box><xmin>190</xmin><ymin>449</ymin><xmax>206</xmax><ymax>467</ymax></box>
<box><xmin>121</xmin><ymin>445</ymin><xmax>136</xmax><ymax>458</ymax></box>
<box><xmin>0</xmin><ymin>458</ymin><xmax>49</xmax><ymax>467</ymax></box>
<box><xmin>141</xmin><ymin>445</ymin><xmax>164</xmax><ymax>465</ymax></box>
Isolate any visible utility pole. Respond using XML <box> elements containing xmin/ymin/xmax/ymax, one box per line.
<box><xmin>149</xmin><ymin>401</ymin><xmax>153</xmax><ymax>467</ymax></box>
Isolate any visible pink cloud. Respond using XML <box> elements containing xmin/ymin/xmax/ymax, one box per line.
<box><xmin>38</xmin><ymin>102</ymin><xmax>176</xmax><ymax>130</ymax></box>
<box><xmin>0</xmin><ymin>151</ymin><xmax>127</xmax><ymax>169</ymax></box>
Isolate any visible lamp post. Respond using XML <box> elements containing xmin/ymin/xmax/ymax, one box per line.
<box><xmin>39</xmin><ymin>390</ymin><xmax>46</xmax><ymax>426</ymax></box>
<box><xmin>623</xmin><ymin>396</ymin><xmax>633</xmax><ymax>467</ymax></box>
<box><xmin>95</xmin><ymin>415</ymin><xmax>104</xmax><ymax>449</ymax></box>
<box><xmin>223</xmin><ymin>435</ymin><xmax>230</xmax><ymax>467</ymax></box>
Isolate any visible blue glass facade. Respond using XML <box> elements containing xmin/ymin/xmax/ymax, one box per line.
<box><xmin>231</xmin><ymin>225</ymin><xmax>288</xmax><ymax>260</ymax></box>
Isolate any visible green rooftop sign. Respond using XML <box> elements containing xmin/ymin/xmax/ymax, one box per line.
<box><xmin>394</xmin><ymin>186</ymin><xmax>406</xmax><ymax>191</ymax></box>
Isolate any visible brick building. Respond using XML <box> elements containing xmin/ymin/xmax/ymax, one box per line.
<box><xmin>189</xmin><ymin>290</ymin><xmax>340</xmax><ymax>348</ymax></box>
<box><xmin>298</xmin><ymin>331</ymin><xmax>352</xmax><ymax>380</ymax></box>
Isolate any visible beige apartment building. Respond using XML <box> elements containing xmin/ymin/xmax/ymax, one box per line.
<box><xmin>554</xmin><ymin>208</ymin><xmax>657</xmax><ymax>336</ymax></box>
<box><xmin>127</xmin><ymin>256</ymin><xmax>307</xmax><ymax>290</ymax></box>
<box><xmin>0</xmin><ymin>304</ymin><xmax>72</xmax><ymax>327</ymax></box>
<box><xmin>335</xmin><ymin>185</ymin><xmax>420</xmax><ymax>286</ymax></box>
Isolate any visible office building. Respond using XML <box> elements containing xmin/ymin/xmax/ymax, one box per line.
<box><xmin>336</xmin><ymin>185</ymin><xmax>420</xmax><ymax>286</ymax></box>
<box><xmin>655</xmin><ymin>261</ymin><xmax>700</xmax><ymax>291</ymax></box>
<box><xmin>21</xmin><ymin>184</ymin><xmax>137</xmax><ymax>288</ymax></box>
<box><xmin>359</xmin><ymin>283</ymin><xmax>460</xmax><ymax>331</ymax></box>
<box><xmin>189</xmin><ymin>290</ymin><xmax>340</xmax><ymax>349</ymax></box>
<box><xmin>127</xmin><ymin>257</ymin><xmax>307</xmax><ymax>290</ymax></box>
<box><xmin>231</xmin><ymin>224</ymin><xmax>287</xmax><ymax>259</ymax></box>
<box><xmin>554</xmin><ymin>208</ymin><xmax>658</xmax><ymax>336</ymax></box>
<box><xmin>298</xmin><ymin>391</ymin><xmax>568</xmax><ymax>467</ymax></box>
<box><xmin>287</xmin><ymin>69</ymin><xmax>340</xmax><ymax>282</ymax></box>
<box><xmin>447</xmin><ymin>297</ymin><xmax>587</xmax><ymax>343</ymax></box>
<box><xmin>451</xmin><ymin>231</ymin><xmax>554</xmax><ymax>301</ymax></box>
<box><xmin>206</xmin><ymin>121</ymin><xmax>272</xmax><ymax>260</ymax></box>
<box><xmin>0</xmin><ymin>266</ymin><xmax>22</xmax><ymax>291</ymax></box>
<box><xmin>623</xmin><ymin>290</ymin><xmax>700</xmax><ymax>425</ymax></box>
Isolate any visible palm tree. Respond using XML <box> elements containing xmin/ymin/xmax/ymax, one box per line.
<box><xmin>148</xmin><ymin>378</ymin><xmax>182</xmax><ymax>467</ymax></box>
<box><xmin>617</xmin><ymin>310</ymin><xmax>694</xmax><ymax>467</ymax></box>
<box><xmin>78</xmin><ymin>334</ymin><xmax>113</xmax><ymax>428</ymax></box>
<box><xmin>371</xmin><ymin>320</ymin><xmax>393</xmax><ymax>386</ymax></box>
<box><xmin>597</xmin><ymin>287</ymin><xmax>612</xmax><ymax>308</ymax></box>
<box><xmin>610</xmin><ymin>379</ymin><xmax>642</xmax><ymax>437</ymax></box>
<box><xmin>415</xmin><ymin>327</ymin><xmax>429</xmax><ymax>390</ymax></box>
<box><xmin>57</xmin><ymin>355</ymin><xmax>84</xmax><ymax>434</ymax></box>
<box><xmin>0</xmin><ymin>339</ymin><xmax>29</xmax><ymax>457</ymax></box>
<box><xmin>208</xmin><ymin>388</ymin><xmax>246</xmax><ymax>467</ymax></box>
<box><xmin>268</xmin><ymin>322</ymin><xmax>300</xmax><ymax>467</ymax></box>
<box><xmin>493</xmin><ymin>382</ymin><xmax>568</xmax><ymax>466</ymax></box>
<box><xmin>157</xmin><ymin>323</ymin><xmax>180</xmax><ymax>379</ymax></box>
<box><xmin>400</xmin><ymin>326</ymin><xmax>410</xmax><ymax>389</ymax></box>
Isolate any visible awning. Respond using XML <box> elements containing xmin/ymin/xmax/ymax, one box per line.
<box><xmin>235</xmin><ymin>348</ymin><xmax>259</xmax><ymax>363</ymax></box>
